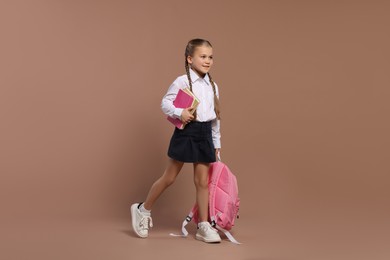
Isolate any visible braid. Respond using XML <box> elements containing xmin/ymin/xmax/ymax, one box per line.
<box><xmin>208</xmin><ymin>73</ymin><xmax>221</xmax><ymax>120</ymax></box>
<box><xmin>185</xmin><ymin>60</ymin><xmax>197</xmax><ymax>119</ymax></box>
<box><xmin>185</xmin><ymin>61</ymin><xmax>193</xmax><ymax>90</ymax></box>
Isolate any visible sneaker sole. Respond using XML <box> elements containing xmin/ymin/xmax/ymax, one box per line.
<box><xmin>130</xmin><ymin>204</ymin><xmax>148</xmax><ymax>238</ymax></box>
<box><xmin>195</xmin><ymin>233</ymin><xmax>221</xmax><ymax>243</ymax></box>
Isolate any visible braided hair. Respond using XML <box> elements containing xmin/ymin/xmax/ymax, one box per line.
<box><xmin>184</xmin><ymin>39</ymin><xmax>221</xmax><ymax>120</ymax></box>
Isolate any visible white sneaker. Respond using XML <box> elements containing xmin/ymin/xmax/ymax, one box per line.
<box><xmin>196</xmin><ymin>222</ymin><xmax>221</xmax><ymax>243</ymax></box>
<box><xmin>131</xmin><ymin>203</ymin><xmax>153</xmax><ymax>238</ymax></box>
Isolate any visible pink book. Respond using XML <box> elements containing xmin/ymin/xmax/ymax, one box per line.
<box><xmin>167</xmin><ymin>88</ymin><xmax>199</xmax><ymax>129</ymax></box>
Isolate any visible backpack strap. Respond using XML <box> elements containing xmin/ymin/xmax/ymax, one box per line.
<box><xmin>210</xmin><ymin>216</ymin><xmax>241</xmax><ymax>244</ymax></box>
<box><xmin>169</xmin><ymin>207</ymin><xmax>195</xmax><ymax>237</ymax></box>
<box><xmin>211</xmin><ymin>217</ymin><xmax>242</xmax><ymax>245</ymax></box>
<box><xmin>215</xmin><ymin>224</ymin><xmax>242</xmax><ymax>245</ymax></box>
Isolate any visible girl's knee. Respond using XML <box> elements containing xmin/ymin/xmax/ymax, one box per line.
<box><xmin>194</xmin><ymin>177</ymin><xmax>208</xmax><ymax>189</ymax></box>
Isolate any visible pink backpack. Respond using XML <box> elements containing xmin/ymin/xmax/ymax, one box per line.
<box><xmin>171</xmin><ymin>161</ymin><xmax>241</xmax><ymax>244</ymax></box>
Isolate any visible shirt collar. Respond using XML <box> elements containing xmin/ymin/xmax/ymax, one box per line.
<box><xmin>189</xmin><ymin>68</ymin><xmax>211</xmax><ymax>85</ymax></box>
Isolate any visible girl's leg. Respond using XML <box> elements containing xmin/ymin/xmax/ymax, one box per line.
<box><xmin>193</xmin><ymin>162</ymin><xmax>221</xmax><ymax>243</ymax></box>
<box><xmin>143</xmin><ymin>159</ymin><xmax>184</xmax><ymax>210</ymax></box>
<box><xmin>193</xmin><ymin>162</ymin><xmax>210</xmax><ymax>222</ymax></box>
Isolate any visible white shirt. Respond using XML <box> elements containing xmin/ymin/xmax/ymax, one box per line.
<box><xmin>161</xmin><ymin>68</ymin><xmax>221</xmax><ymax>148</ymax></box>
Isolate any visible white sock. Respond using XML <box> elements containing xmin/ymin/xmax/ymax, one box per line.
<box><xmin>140</xmin><ymin>203</ymin><xmax>151</xmax><ymax>214</ymax></box>
<box><xmin>198</xmin><ymin>221</ymin><xmax>209</xmax><ymax>228</ymax></box>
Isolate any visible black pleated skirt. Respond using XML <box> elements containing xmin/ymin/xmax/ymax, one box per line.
<box><xmin>168</xmin><ymin>121</ymin><xmax>216</xmax><ymax>163</ymax></box>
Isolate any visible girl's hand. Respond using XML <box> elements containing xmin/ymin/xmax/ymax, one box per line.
<box><xmin>215</xmin><ymin>149</ymin><xmax>221</xmax><ymax>161</ymax></box>
<box><xmin>181</xmin><ymin>107</ymin><xmax>194</xmax><ymax>124</ymax></box>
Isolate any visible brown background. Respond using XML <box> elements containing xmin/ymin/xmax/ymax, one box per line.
<box><xmin>1</xmin><ymin>1</ymin><xmax>389</xmax><ymax>259</ymax></box>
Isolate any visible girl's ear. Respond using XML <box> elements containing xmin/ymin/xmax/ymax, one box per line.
<box><xmin>187</xmin><ymin>55</ymin><xmax>193</xmax><ymax>65</ymax></box>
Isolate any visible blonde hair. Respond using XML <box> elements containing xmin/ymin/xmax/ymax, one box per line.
<box><xmin>184</xmin><ymin>39</ymin><xmax>221</xmax><ymax>120</ymax></box>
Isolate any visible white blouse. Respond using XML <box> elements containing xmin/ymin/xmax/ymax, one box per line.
<box><xmin>161</xmin><ymin>68</ymin><xmax>221</xmax><ymax>149</ymax></box>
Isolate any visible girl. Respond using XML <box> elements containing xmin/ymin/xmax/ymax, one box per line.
<box><xmin>131</xmin><ymin>38</ymin><xmax>222</xmax><ymax>243</ymax></box>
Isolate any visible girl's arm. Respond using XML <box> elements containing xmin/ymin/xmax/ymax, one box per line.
<box><xmin>161</xmin><ymin>79</ymin><xmax>184</xmax><ymax>119</ymax></box>
<box><xmin>212</xmin><ymin>119</ymin><xmax>221</xmax><ymax>149</ymax></box>
<box><xmin>211</xmin><ymin>81</ymin><xmax>221</xmax><ymax>150</ymax></box>
<box><xmin>211</xmin><ymin>82</ymin><xmax>221</xmax><ymax>159</ymax></box>
<box><xmin>215</xmin><ymin>148</ymin><xmax>221</xmax><ymax>161</ymax></box>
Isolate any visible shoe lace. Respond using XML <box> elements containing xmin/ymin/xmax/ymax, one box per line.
<box><xmin>139</xmin><ymin>216</ymin><xmax>153</xmax><ymax>230</ymax></box>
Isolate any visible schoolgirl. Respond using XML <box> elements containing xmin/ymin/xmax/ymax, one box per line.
<box><xmin>131</xmin><ymin>38</ymin><xmax>222</xmax><ymax>243</ymax></box>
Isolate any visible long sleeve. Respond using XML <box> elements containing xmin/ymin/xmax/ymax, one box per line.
<box><xmin>211</xmin><ymin>118</ymin><xmax>221</xmax><ymax>149</ymax></box>
<box><xmin>211</xmin><ymin>82</ymin><xmax>221</xmax><ymax>148</ymax></box>
<box><xmin>161</xmin><ymin>79</ymin><xmax>184</xmax><ymax>119</ymax></box>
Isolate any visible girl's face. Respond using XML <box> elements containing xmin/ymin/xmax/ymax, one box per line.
<box><xmin>187</xmin><ymin>45</ymin><xmax>213</xmax><ymax>77</ymax></box>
